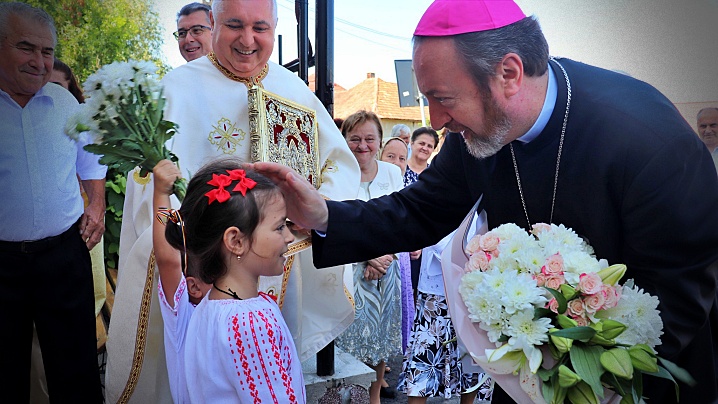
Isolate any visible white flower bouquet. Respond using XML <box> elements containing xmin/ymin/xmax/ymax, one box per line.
<box><xmin>65</xmin><ymin>60</ymin><xmax>185</xmax><ymax>201</ymax></box>
<box><xmin>458</xmin><ymin>223</ymin><xmax>693</xmax><ymax>404</ymax></box>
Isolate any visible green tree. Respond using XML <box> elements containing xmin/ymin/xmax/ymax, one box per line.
<box><xmin>21</xmin><ymin>0</ymin><xmax>169</xmax><ymax>81</ymax></box>
<box><xmin>15</xmin><ymin>0</ymin><xmax>169</xmax><ymax>269</ymax></box>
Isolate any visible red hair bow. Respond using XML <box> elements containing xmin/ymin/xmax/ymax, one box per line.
<box><xmin>205</xmin><ymin>170</ymin><xmax>257</xmax><ymax>204</ymax></box>
<box><xmin>227</xmin><ymin>169</ymin><xmax>257</xmax><ymax>196</ymax></box>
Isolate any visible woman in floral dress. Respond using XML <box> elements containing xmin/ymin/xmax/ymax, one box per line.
<box><xmin>334</xmin><ymin>111</ymin><xmax>404</xmax><ymax>404</ymax></box>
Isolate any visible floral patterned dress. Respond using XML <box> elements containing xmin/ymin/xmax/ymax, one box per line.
<box><xmin>397</xmin><ymin>219</ymin><xmax>494</xmax><ymax>400</ymax></box>
<box><xmin>335</xmin><ymin>165</ymin><xmax>404</xmax><ymax>366</ymax></box>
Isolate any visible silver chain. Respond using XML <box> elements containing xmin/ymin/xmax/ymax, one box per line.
<box><xmin>509</xmin><ymin>58</ymin><xmax>571</xmax><ymax>229</ymax></box>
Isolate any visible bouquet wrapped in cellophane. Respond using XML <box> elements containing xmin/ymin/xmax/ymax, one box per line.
<box><xmin>65</xmin><ymin>60</ymin><xmax>185</xmax><ymax>201</ymax></box>
<box><xmin>457</xmin><ymin>223</ymin><xmax>694</xmax><ymax>404</ymax></box>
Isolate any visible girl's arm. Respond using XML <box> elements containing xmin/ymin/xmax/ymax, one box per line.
<box><xmin>153</xmin><ymin>160</ymin><xmax>183</xmax><ymax>307</ymax></box>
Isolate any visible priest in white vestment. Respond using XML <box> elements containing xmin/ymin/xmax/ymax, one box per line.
<box><xmin>104</xmin><ymin>1</ymin><xmax>360</xmax><ymax>402</ymax></box>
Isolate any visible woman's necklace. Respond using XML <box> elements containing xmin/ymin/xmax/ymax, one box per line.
<box><xmin>213</xmin><ymin>283</ymin><xmax>243</xmax><ymax>300</ymax></box>
<box><xmin>509</xmin><ymin>58</ymin><xmax>571</xmax><ymax>230</ymax></box>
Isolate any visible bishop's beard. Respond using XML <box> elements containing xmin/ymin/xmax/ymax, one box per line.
<box><xmin>463</xmin><ymin>94</ymin><xmax>512</xmax><ymax>160</ymax></box>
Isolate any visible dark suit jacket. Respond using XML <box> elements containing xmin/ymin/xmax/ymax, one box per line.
<box><xmin>314</xmin><ymin>58</ymin><xmax>718</xmax><ymax>403</ymax></box>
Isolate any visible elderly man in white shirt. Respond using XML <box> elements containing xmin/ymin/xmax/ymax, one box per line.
<box><xmin>0</xmin><ymin>3</ymin><xmax>106</xmax><ymax>402</ymax></box>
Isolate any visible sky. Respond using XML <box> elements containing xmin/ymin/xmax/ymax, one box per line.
<box><xmin>154</xmin><ymin>0</ymin><xmax>718</xmax><ymax>105</ymax></box>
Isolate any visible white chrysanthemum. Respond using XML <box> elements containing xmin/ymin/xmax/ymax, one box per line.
<box><xmin>500</xmin><ymin>271</ymin><xmax>547</xmax><ymax>314</ymax></box>
<box><xmin>506</xmin><ymin>309</ymin><xmax>553</xmax><ymax>345</ymax></box>
<box><xmin>595</xmin><ymin>279</ymin><xmax>663</xmax><ymax>347</ymax></box>
<box><xmin>505</xmin><ymin>309</ymin><xmax>553</xmax><ymax>372</ymax></box>
<box><xmin>491</xmin><ymin>223</ymin><xmax>528</xmax><ymax>241</ymax></box>
<box><xmin>481</xmin><ymin>269</ymin><xmax>514</xmax><ymax>294</ymax></box>
<box><xmin>537</xmin><ymin>224</ymin><xmax>585</xmax><ymax>249</ymax></box>
<box><xmin>64</xmin><ymin>112</ymin><xmax>84</xmax><ymax>141</ymax></box>
<box><xmin>479</xmin><ymin>321</ymin><xmax>505</xmax><ymax>344</ymax></box>
<box><xmin>512</xmin><ymin>245</ymin><xmax>545</xmax><ymax>274</ymax></box>
<box><xmin>561</xmin><ymin>250</ymin><xmax>602</xmax><ymax>285</ymax></box>
<box><xmin>132</xmin><ymin>60</ymin><xmax>158</xmax><ymax>76</ymax></box>
<box><xmin>465</xmin><ymin>291</ymin><xmax>503</xmax><ymax>326</ymax></box>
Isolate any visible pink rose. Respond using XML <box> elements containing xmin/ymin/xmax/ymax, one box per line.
<box><xmin>531</xmin><ymin>223</ymin><xmax>551</xmax><ymax>235</ymax></box>
<box><xmin>578</xmin><ymin>272</ymin><xmax>603</xmax><ymax>295</ymax></box>
<box><xmin>542</xmin><ymin>254</ymin><xmax>564</xmax><ymax>276</ymax></box>
<box><xmin>465</xmin><ymin>235</ymin><xmax>482</xmax><ymax>255</ymax></box>
<box><xmin>602</xmin><ymin>285</ymin><xmax>621</xmax><ymax>310</ymax></box>
<box><xmin>567</xmin><ymin>298</ymin><xmax>585</xmax><ymax>317</ymax></box>
<box><xmin>545</xmin><ymin>274</ymin><xmax>566</xmax><ymax>290</ymax></box>
<box><xmin>534</xmin><ymin>273</ymin><xmax>547</xmax><ymax>287</ymax></box>
<box><xmin>467</xmin><ymin>251</ymin><xmax>491</xmax><ymax>272</ymax></box>
<box><xmin>583</xmin><ymin>293</ymin><xmax>606</xmax><ymax>314</ymax></box>
<box><xmin>547</xmin><ymin>298</ymin><xmax>559</xmax><ymax>314</ymax></box>
<box><xmin>573</xmin><ymin>315</ymin><xmax>589</xmax><ymax>327</ymax></box>
<box><xmin>479</xmin><ymin>232</ymin><xmax>500</xmax><ymax>253</ymax></box>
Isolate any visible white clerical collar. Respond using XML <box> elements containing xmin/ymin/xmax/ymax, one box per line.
<box><xmin>515</xmin><ymin>63</ymin><xmax>557</xmax><ymax>144</ymax></box>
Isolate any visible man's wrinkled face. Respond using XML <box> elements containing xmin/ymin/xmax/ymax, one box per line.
<box><xmin>698</xmin><ymin>109</ymin><xmax>718</xmax><ymax>151</ymax></box>
<box><xmin>176</xmin><ymin>10</ymin><xmax>212</xmax><ymax>62</ymax></box>
<box><xmin>413</xmin><ymin>37</ymin><xmax>511</xmax><ymax>160</ymax></box>
<box><xmin>210</xmin><ymin>0</ymin><xmax>276</xmax><ymax>78</ymax></box>
<box><xmin>0</xmin><ymin>15</ymin><xmax>54</xmax><ymax>106</ymax></box>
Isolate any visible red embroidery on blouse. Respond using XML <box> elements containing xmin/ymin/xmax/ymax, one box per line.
<box><xmin>230</xmin><ymin>300</ymin><xmax>299</xmax><ymax>404</ymax></box>
<box><xmin>232</xmin><ymin>315</ymin><xmax>260</xmax><ymax>403</ymax></box>
<box><xmin>256</xmin><ymin>308</ymin><xmax>297</xmax><ymax>402</ymax></box>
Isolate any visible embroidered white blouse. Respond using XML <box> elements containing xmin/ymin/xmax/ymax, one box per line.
<box><xmin>184</xmin><ymin>292</ymin><xmax>306</xmax><ymax>403</ymax></box>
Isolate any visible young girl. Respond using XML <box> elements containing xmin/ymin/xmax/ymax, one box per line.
<box><xmin>152</xmin><ymin>159</ymin><xmax>212</xmax><ymax>403</ymax></box>
<box><xmin>162</xmin><ymin>158</ymin><xmax>305</xmax><ymax>403</ymax></box>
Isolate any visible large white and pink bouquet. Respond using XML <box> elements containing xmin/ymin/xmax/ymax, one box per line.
<box><xmin>458</xmin><ymin>223</ymin><xmax>692</xmax><ymax>404</ymax></box>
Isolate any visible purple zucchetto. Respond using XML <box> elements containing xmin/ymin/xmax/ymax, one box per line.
<box><xmin>414</xmin><ymin>0</ymin><xmax>526</xmax><ymax>36</ymax></box>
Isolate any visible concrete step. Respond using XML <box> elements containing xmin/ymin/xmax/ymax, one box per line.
<box><xmin>302</xmin><ymin>347</ymin><xmax>375</xmax><ymax>403</ymax></box>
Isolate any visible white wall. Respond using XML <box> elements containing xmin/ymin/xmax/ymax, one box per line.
<box><xmin>515</xmin><ymin>0</ymin><xmax>718</xmax><ymax>106</ymax></box>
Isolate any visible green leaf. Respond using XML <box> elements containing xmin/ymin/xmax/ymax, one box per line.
<box><xmin>545</xmin><ymin>287</ymin><xmax>567</xmax><ymax>314</ymax></box>
<box><xmin>628</xmin><ymin>346</ymin><xmax>658</xmax><ymax>372</ymax></box>
<box><xmin>600</xmin><ymin>348</ymin><xmax>633</xmax><ymax>380</ymax></box>
<box><xmin>566</xmin><ymin>381</ymin><xmax>599</xmax><ymax>404</ymax></box>
<box><xmin>631</xmin><ymin>369</ymin><xmax>643</xmax><ymax>402</ymax></box>
<box><xmin>535</xmin><ymin>307</ymin><xmax>554</xmax><ymax>319</ymax></box>
<box><xmin>588</xmin><ymin>334</ymin><xmax>616</xmax><ymax>346</ymax></box>
<box><xmin>557</xmin><ymin>314</ymin><xmax>578</xmax><ymax>329</ymax></box>
<box><xmin>644</xmin><ymin>365</ymin><xmax>680</xmax><ymax>401</ymax></box>
<box><xmin>570</xmin><ymin>344</ymin><xmax>606</xmax><ymax>399</ymax></box>
<box><xmin>542</xmin><ymin>376</ymin><xmax>555</xmax><ymax>403</ymax></box>
<box><xmin>597</xmin><ymin>319</ymin><xmax>627</xmax><ymax>340</ymax></box>
<box><xmin>551</xmin><ymin>326</ymin><xmax>596</xmax><ymax>340</ymax></box>
<box><xmin>558</xmin><ymin>365</ymin><xmax>582</xmax><ymax>388</ymax></box>
<box><xmin>560</xmin><ymin>284</ymin><xmax>578</xmax><ymax>300</ymax></box>
<box><xmin>601</xmin><ymin>371</ymin><xmax>630</xmax><ymax>398</ymax></box>
<box><xmin>537</xmin><ymin>365</ymin><xmax>556</xmax><ymax>382</ymax></box>
<box><xmin>657</xmin><ymin>357</ymin><xmax>697</xmax><ymax>386</ymax></box>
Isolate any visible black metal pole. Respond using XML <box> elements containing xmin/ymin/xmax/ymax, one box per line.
<box><xmin>314</xmin><ymin>0</ymin><xmax>334</xmax><ymax>116</ymax></box>
<box><xmin>314</xmin><ymin>0</ymin><xmax>335</xmax><ymax>377</ymax></box>
<box><xmin>278</xmin><ymin>34</ymin><xmax>283</xmax><ymax>66</ymax></box>
<box><xmin>296</xmin><ymin>0</ymin><xmax>309</xmax><ymax>83</ymax></box>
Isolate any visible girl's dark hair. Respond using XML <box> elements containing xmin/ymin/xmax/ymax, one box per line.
<box><xmin>53</xmin><ymin>58</ymin><xmax>84</xmax><ymax>103</ymax></box>
<box><xmin>165</xmin><ymin>158</ymin><xmax>281</xmax><ymax>285</ymax></box>
<box><xmin>411</xmin><ymin>126</ymin><xmax>439</xmax><ymax>147</ymax></box>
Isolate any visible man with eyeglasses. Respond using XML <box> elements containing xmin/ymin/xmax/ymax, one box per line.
<box><xmin>174</xmin><ymin>2</ymin><xmax>212</xmax><ymax>62</ymax></box>
<box><xmin>106</xmin><ymin>0</ymin><xmax>360</xmax><ymax>402</ymax></box>
<box><xmin>0</xmin><ymin>3</ymin><xmax>105</xmax><ymax>402</ymax></box>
